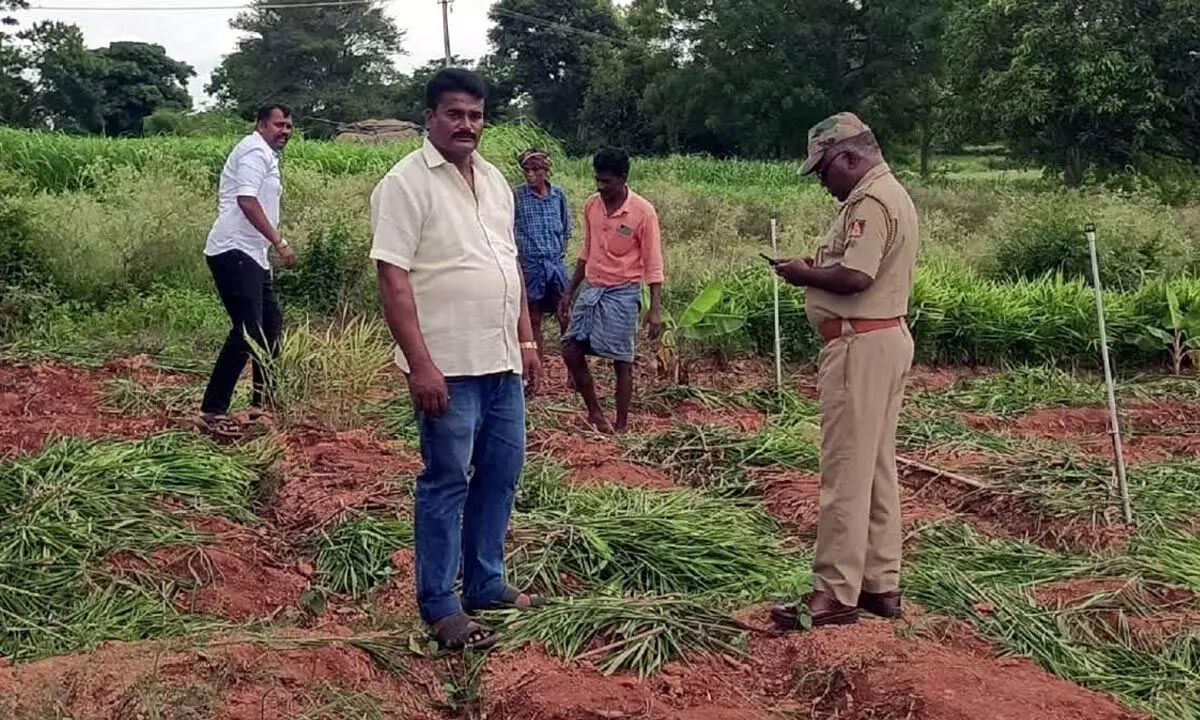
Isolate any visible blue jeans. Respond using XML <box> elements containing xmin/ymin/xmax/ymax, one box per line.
<box><xmin>413</xmin><ymin>372</ymin><xmax>526</xmax><ymax>625</ymax></box>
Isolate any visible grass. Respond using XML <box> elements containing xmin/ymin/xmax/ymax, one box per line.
<box><xmin>253</xmin><ymin>316</ymin><xmax>393</xmax><ymax>430</ymax></box>
<box><xmin>0</xmin><ymin>433</ymin><xmax>277</xmax><ymax>661</ymax></box>
<box><xmin>316</xmin><ymin>513</ymin><xmax>413</xmax><ymax>597</ymax></box>
<box><xmin>629</xmin><ymin>422</ymin><xmax>820</xmax><ymax>496</ymax></box>
<box><xmin>510</xmin><ymin>472</ymin><xmax>808</xmax><ymax>600</ymax></box>
<box><xmin>908</xmin><ymin>522</ymin><xmax>1200</xmax><ymax>718</ymax></box>
<box><xmin>916</xmin><ymin>366</ymin><xmax>1104</xmax><ymax>414</ymax></box>
<box><xmin>497</xmin><ymin>594</ymin><xmax>745</xmax><ymax>677</ymax></box>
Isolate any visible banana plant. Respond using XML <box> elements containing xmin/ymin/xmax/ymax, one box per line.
<box><xmin>644</xmin><ymin>280</ymin><xmax>746</xmax><ymax>384</ymax></box>
<box><xmin>1139</xmin><ymin>285</ymin><xmax>1200</xmax><ymax>375</ymax></box>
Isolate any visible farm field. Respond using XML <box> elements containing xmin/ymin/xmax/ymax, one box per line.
<box><xmin>2</xmin><ymin>128</ymin><xmax>1200</xmax><ymax>719</ymax></box>
<box><xmin>1</xmin><ymin>346</ymin><xmax>1199</xmax><ymax>719</ymax></box>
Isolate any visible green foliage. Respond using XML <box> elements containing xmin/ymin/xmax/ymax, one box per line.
<box><xmin>984</xmin><ymin>193</ymin><xmax>1191</xmax><ymax>289</ymax></box>
<box><xmin>20</xmin><ymin>22</ymin><xmax>193</xmax><ymax>136</ymax></box>
<box><xmin>0</xmin><ymin>433</ymin><xmax>270</xmax><ymax>660</ymax></box>
<box><xmin>498</xmin><ymin>595</ymin><xmax>745</xmax><ymax>677</ymax></box>
<box><xmin>316</xmin><ymin>513</ymin><xmax>412</xmax><ymax>597</ymax></box>
<box><xmin>917</xmin><ymin>366</ymin><xmax>1103</xmax><ymax>414</ymax></box>
<box><xmin>142</xmin><ymin>108</ymin><xmax>248</xmax><ymax>138</ymax></box>
<box><xmin>275</xmin><ymin>218</ymin><xmax>369</xmax><ymax>314</ymax></box>
<box><xmin>944</xmin><ymin>0</ymin><xmax>1194</xmax><ymax>187</ymax></box>
<box><xmin>206</xmin><ymin>0</ymin><xmax>403</xmax><ymax>138</ymax></box>
<box><xmin>488</xmin><ymin>0</ymin><xmax>623</xmax><ymax>144</ymax></box>
<box><xmin>510</xmin><ymin>464</ymin><xmax>807</xmax><ymax>600</ymax></box>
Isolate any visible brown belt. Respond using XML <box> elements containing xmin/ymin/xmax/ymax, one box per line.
<box><xmin>818</xmin><ymin>317</ymin><xmax>904</xmax><ymax>343</ymax></box>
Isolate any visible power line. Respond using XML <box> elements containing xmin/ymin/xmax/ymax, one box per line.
<box><xmin>489</xmin><ymin>6</ymin><xmax>640</xmax><ymax>48</ymax></box>
<box><xmin>30</xmin><ymin>0</ymin><xmax>378</xmax><ymax>10</ymax></box>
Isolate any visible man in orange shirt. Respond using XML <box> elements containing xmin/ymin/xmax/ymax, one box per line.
<box><xmin>559</xmin><ymin>148</ymin><xmax>664</xmax><ymax>433</ymax></box>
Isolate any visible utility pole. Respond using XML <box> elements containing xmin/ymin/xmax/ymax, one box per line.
<box><xmin>439</xmin><ymin>0</ymin><xmax>452</xmax><ymax>67</ymax></box>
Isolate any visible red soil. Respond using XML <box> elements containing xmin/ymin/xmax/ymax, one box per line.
<box><xmin>967</xmin><ymin>400</ymin><xmax>1200</xmax><ymax>462</ymax></box>
<box><xmin>566</xmin><ymin>458</ymin><xmax>675</xmax><ymax>490</ymax></box>
<box><xmin>0</xmin><ymin>360</ymin><xmax>181</xmax><ymax>457</ymax></box>
<box><xmin>272</xmin><ymin>426</ymin><xmax>421</xmax><ymax>534</ymax></box>
<box><xmin>0</xmin><ymin>634</ymin><xmax>444</xmax><ymax>720</ymax></box>
<box><xmin>0</xmin><ymin>358</ymin><xmax>1176</xmax><ymax>720</ymax></box>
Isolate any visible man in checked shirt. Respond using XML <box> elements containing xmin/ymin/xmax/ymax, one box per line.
<box><xmin>512</xmin><ymin>148</ymin><xmax>572</xmax><ymax>361</ymax></box>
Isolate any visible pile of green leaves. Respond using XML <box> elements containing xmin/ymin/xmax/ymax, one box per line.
<box><xmin>316</xmin><ymin>513</ymin><xmax>413</xmax><ymax>597</ymax></box>
<box><xmin>0</xmin><ymin>433</ymin><xmax>273</xmax><ymax>660</ymax></box>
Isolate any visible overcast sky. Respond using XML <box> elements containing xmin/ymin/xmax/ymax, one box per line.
<box><xmin>18</xmin><ymin>1</ymin><xmax>514</xmax><ymax>107</ymax></box>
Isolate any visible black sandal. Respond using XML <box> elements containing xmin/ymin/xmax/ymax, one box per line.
<box><xmin>196</xmin><ymin>413</ymin><xmax>242</xmax><ymax>439</ymax></box>
<box><xmin>433</xmin><ymin>612</ymin><xmax>499</xmax><ymax>653</ymax></box>
<box><xmin>464</xmin><ymin>586</ymin><xmax>547</xmax><ymax>615</ymax></box>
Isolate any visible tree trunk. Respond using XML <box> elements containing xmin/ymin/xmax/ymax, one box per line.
<box><xmin>919</xmin><ymin>124</ymin><xmax>933</xmax><ymax>179</ymax></box>
<box><xmin>1064</xmin><ymin>145</ymin><xmax>1086</xmax><ymax>188</ymax></box>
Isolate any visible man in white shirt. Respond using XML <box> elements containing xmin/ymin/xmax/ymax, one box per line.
<box><xmin>370</xmin><ymin>69</ymin><xmax>541</xmax><ymax>652</ymax></box>
<box><xmin>199</xmin><ymin>104</ymin><xmax>298</xmax><ymax>436</ymax></box>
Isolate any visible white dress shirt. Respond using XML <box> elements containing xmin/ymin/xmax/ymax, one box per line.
<box><xmin>370</xmin><ymin>139</ymin><xmax>523</xmax><ymax>378</ymax></box>
<box><xmin>205</xmin><ymin>131</ymin><xmax>281</xmax><ymax>270</ymax></box>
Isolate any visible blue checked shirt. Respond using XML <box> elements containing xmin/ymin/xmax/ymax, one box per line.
<box><xmin>513</xmin><ymin>183</ymin><xmax>571</xmax><ymax>262</ymax></box>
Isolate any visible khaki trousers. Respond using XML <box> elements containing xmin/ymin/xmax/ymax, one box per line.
<box><xmin>811</xmin><ymin>323</ymin><xmax>913</xmax><ymax>606</ymax></box>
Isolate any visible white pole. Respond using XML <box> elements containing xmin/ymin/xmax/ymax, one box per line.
<box><xmin>1086</xmin><ymin>223</ymin><xmax>1134</xmax><ymax>526</ymax></box>
<box><xmin>771</xmin><ymin>218</ymin><xmax>783</xmax><ymax>390</ymax></box>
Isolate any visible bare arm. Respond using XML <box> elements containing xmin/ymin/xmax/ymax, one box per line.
<box><xmin>377</xmin><ymin>261</ymin><xmax>448</xmax><ymax>416</ymax></box>
<box><xmin>776</xmin><ymin>262</ymin><xmax>874</xmax><ymax>294</ymax></box>
<box><xmin>377</xmin><ymin>262</ymin><xmax>437</xmax><ymax>373</ymax></box>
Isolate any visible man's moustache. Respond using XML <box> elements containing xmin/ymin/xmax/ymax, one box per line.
<box><xmin>453</xmin><ymin>133</ymin><xmax>477</xmax><ymax>140</ymax></box>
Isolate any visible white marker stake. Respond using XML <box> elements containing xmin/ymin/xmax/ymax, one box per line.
<box><xmin>771</xmin><ymin>218</ymin><xmax>783</xmax><ymax>390</ymax></box>
<box><xmin>1086</xmin><ymin>223</ymin><xmax>1134</xmax><ymax>526</ymax></box>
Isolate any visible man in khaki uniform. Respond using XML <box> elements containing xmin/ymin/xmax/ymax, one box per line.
<box><xmin>772</xmin><ymin>112</ymin><xmax>918</xmax><ymax>628</ymax></box>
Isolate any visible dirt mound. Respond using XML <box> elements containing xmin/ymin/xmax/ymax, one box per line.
<box><xmin>273</xmin><ymin>427</ymin><xmax>420</xmax><ymax>533</ymax></box>
<box><xmin>0</xmin><ymin>361</ymin><xmax>179</xmax><ymax>456</ymax></box>
<box><xmin>760</xmin><ymin>469</ymin><xmax>822</xmax><ymax>535</ymax></box>
<box><xmin>742</xmin><ymin>619</ymin><xmax>1140</xmax><ymax>720</ymax></box>
<box><xmin>966</xmin><ymin>400</ymin><xmax>1200</xmax><ymax>462</ymax></box>
<box><xmin>0</xmin><ymin>635</ymin><xmax>442</xmax><ymax>720</ymax></box>
<box><xmin>566</xmin><ymin>458</ymin><xmax>675</xmax><ymax>489</ymax></box>
<box><xmin>486</xmin><ymin>646</ymin><xmax>772</xmax><ymax>720</ymax></box>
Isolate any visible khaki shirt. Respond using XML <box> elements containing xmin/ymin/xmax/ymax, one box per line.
<box><xmin>805</xmin><ymin>163</ymin><xmax>918</xmax><ymax>326</ymax></box>
<box><xmin>370</xmin><ymin>139</ymin><xmax>523</xmax><ymax>378</ymax></box>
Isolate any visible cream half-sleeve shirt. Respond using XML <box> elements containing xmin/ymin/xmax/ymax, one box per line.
<box><xmin>369</xmin><ymin>139</ymin><xmax>523</xmax><ymax>377</ymax></box>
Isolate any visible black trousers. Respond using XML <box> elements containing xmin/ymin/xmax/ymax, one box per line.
<box><xmin>200</xmin><ymin>250</ymin><xmax>282</xmax><ymax>414</ymax></box>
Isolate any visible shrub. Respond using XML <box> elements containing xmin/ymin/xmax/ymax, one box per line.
<box><xmin>983</xmin><ymin>193</ymin><xmax>1193</xmax><ymax>290</ymax></box>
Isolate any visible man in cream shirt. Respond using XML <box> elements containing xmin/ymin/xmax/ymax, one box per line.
<box><xmin>370</xmin><ymin>69</ymin><xmax>541</xmax><ymax>652</ymax></box>
<box><xmin>200</xmin><ymin>104</ymin><xmax>297</xmax><ymax>437</ymax></box>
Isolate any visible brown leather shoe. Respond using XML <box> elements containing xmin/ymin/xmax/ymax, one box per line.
<box><xmin>857</xmin><ymin>590</ymin><xmax>901</xmax><ymax>619</ymax></box>
<box><xmin>808</xmin><ymin>590</ymin><xmax>859</xmax><ymax>627</ymax></box>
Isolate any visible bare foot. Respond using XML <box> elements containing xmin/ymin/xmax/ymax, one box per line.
<box><xmin>586</xmin><ymin>412</ymin><xmax>615</xmax><ymax>434</ymax></box>
<box><xmin>614</xmin><ymin>420</ymin><xmax>629</xmax><ymax>434</ymax></box>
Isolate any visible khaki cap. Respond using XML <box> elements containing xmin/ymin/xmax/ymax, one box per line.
<box><xmin>800</xmin><ymin>112</ymin><xmax>873</xmax><ymax>175</ymax></box>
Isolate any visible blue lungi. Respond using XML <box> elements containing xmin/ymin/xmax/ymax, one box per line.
<box><xmin>563</xmin><ymin>282</ymin><xmax>641</xmax><ymax>363</ymax></box>
<box><xmin>522</xmin><ymin>257</ymin><xmax>570</xmax><ymax>310</ymax></box>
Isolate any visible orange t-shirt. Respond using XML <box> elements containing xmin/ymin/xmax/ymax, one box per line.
<box><xmin>579</xmin><ymin>190</ymin><xmax>665</xmax><ymax>287</ymax></box>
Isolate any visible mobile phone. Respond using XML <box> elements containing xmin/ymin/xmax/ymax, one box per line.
<box><xmin>759</xmin><ymin>252</ymin><xmax>780</xmax><ymax>265</ymax></box>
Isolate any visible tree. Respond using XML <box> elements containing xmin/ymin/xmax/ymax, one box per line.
<box><xmin>0</xmin><ymin>0</ymin><xmax>36</xmax><ymax>126</ymax></box>
<box><xmin>95</xmin><ymin>42</ymin><xmax>193</xmax><ymax>136</ymax></box>
<box><xmin>945</xmin><ymin>0</ymin><xmax>1182</xmax><ymax>187</ymax></box>
<box><xmin>21</xmin><ymin>21</ymin><xmax>105</xmax><ymax>133</ymax></box>
<box><xmin>488</xmin><ymin>0</ymin><xmax>623</xmax><ymax>144</ymax></box>
<box><xmin>22</xmin><ymin>24</ymin><xmax>193</xmax><ymax>135</ymax></box>
<box><xmin>207</xmin><ymin>0</ymin><xmax>404</xmax><ymax>137</ymax></box>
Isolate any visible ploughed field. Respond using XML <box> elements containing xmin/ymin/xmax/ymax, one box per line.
<box><xmin>1</xmin><ymin>354</ymin><xmax>1198</xmax><ymax>720</ymax></box>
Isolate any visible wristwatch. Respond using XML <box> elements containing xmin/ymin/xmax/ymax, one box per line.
<box><xmin>520</xmin><ymin>341</ymin><xmax>538</xmax><ymax>351</ymax></box>
<box><xmin>276</xmin><ymin>238</ymin><xmax>290</xmax><ymax>249</ymax></box>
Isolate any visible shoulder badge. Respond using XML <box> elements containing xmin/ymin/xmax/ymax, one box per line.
<box><xmin>848</xmin><ymin>219</ymin><xmax>865</xmax><ymax>240</ymax></box>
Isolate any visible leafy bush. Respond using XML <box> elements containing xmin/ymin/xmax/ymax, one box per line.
<box><xmin>275</xmin><ymin>218</ymin><xmax>370</xmax><ymax>314</ymax></box>
<box><xmin>984</xmin><ymin>193</ymin><xmax>1193</xmax><ymax>290</ymax></box>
